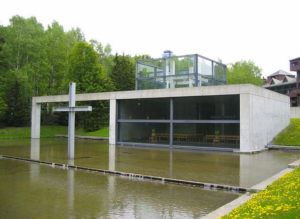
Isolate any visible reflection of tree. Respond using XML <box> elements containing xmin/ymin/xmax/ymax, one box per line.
<box><xmin>174</xmin><ymin>57</ymin><xmax>194</xmax><ymax>75</ymax></box>
<box><xmin>214</xmin><ymin>63</ymin><xmax>225</xmax><ymax>82</ymax></box>
<box><xmin>138</xmin><ymin>80</ymin><xmax>165</xmax><ymax>89</ymax></box>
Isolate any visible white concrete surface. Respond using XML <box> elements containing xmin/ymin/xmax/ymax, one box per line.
<box><xmin>203</xmin><ymin>193</ymin><xmax>253</xmax><ymax>219</ymax></box>
<box><xmin>31</xmin><ymin>101</ymin><xmax>41</xmax><ymax>138</ymax></box>
<box><xmin>109</xmin><ymin>99</ymin><xmax>117</xmax><ymax>145</ymax></box>
<box><xmin>32</xmin><ymin>84</ymin><xmax>288</xmax><ymax>103</ymax></box>
<box><xmin>290</xmin><ymin>107</ymin><xmax>300</xmax><ymax>118</ymax></box>
<box><xmin>240</xmin><ymin>87</ymin><xmax>290</xmax><ymax>152</ymax></box>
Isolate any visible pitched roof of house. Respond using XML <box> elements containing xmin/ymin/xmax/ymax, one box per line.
<box><xmin>263</xmin><ymin>75</ymin><xmax>296</xmax><ymax>88</ymax></box>
<box><xmin>268</xmin><ymin>70</ymin><xmax>294</xmax><ymax>77</ymax></box>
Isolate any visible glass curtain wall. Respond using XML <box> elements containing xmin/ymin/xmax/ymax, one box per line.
<box><xmin>136</xmin><ymin>54</ymin><xmax>226</xmax><ymax>90</ymax></box>
<box><xmin>118</xmin><ymin>98</ymin><xmax>170</xmax><ymax>145</ymax></box>
<box><xmin>117</xmin><ymin>95</ymin><xmax>240</xmax><ymax>149</ymax></box>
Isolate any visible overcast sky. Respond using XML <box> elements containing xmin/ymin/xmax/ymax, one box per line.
<box><xmin>1</xmin><ymin>0</ymin><xmax>299</xmax><ymax>76</ymax></box>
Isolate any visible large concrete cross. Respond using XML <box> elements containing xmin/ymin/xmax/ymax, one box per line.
<box><xmin>53</xmin><ymin>82</ymin><xmax>92</xmax><ymax>160</ymax></box>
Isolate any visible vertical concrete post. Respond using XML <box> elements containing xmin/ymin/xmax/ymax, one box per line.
<box><xmin>240</xmin><ymin>93</ymin><xmax>251</xmax><ymax>152</ymax></box>
<box><xmin>31</xmin><ymin>100</ymin><xmax>41</xmax><ymax>139</ymax></box>
<box><xmin>109</xmin><ymin>99</ymin><xmax>117</xmax><ymax>145</ymax></box>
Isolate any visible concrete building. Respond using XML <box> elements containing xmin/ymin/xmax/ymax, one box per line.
<box><xmin>31</xmin><ymin>84</ymin><xmax>289</xmax><ymax>153</ymax></box>
<box><xmin>30</xmin><ymin>52</ymin><xmax>290</xmax><ymax>153</ymax></box>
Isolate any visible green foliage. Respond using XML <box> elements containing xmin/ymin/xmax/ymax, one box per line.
<box><xmin>227</xmin><ymin>60</ymin><xmax>263</xmax><ymax>86</ymax></box>
<box><xmin>0</xmin><ymin>126</ymin><xmax>67</xmax><ymax>139</ymax></box>
<box><xmin>68</xmin><ymin>42</ymin><xmax>113</xmax><ymax>131</ymax></box>
<box><xmin>110</xmin><ymin>54</ymin><xmax>135</xmax><ymax>91</ymax></box>
<box><xmin>272</xmin><ymin>119</ymin><xmax>300</xmax><ymax>146</ymax></box>
<box><xmin>4</xmin><ymin>70</ymin><xmax>31</xmax><ymax>126</ymax></box>
<box><xmin>0</xmin><ymin>125</ymin><xmax>108</xmax><ymax>139</ymax></box>
<box><xmin>77</xmin><ymin>126</ymin><xmax>109</xmax><ymax>137</ymax></box>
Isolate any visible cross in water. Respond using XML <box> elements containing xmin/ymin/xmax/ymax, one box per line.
<box><xmin>53</xmin><ymin>82</ymin><xmax>92</xmax><ymax>160</ymax></box>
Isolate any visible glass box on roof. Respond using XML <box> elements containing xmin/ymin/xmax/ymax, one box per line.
<box><xmin>136</xmin><ymin>52</ymin><xmax>227</xmax><ymax>90</ymax></box>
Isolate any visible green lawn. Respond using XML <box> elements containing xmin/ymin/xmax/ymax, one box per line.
<box><xmin>0</xmin><ymin>126</ymin><xmax>109</xmax><ymax>139</ymax></box>
<box><xmin>272</xmin><ymin>118</ymin><xmax>300</xmax><ymax>146</ymax></box>
<box><xmin>76</xmin><ymin>127</ymin><xmax>109</xmax><ymax>137</ymax></box>
<box><xmin>223</xmin><ymin>167</ymin><xmax>300</xmax><ymax>218</ymax></box>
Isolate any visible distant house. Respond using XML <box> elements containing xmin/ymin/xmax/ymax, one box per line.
<box><xmin>263</xmin><ymin>70</ymin><xmax>296</xmax><ymax>95</ymax></box>
<box><xmin>264</xmin><ymin>60</ymin><xmax>300</xmax><ymax>106</ymax></box>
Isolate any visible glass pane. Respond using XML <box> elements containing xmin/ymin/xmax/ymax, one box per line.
<box><xmin>118</xmin><ymin>98</ymin><xmax>170</xmax><ymax>120</ymax></box>
<box><xmin>198</xmin><ymin>57</ymin><xmax>212</xmax><ymax>76</ymax></box>
<box><xmin>200</xmin><ymin>75</ymin><xmax>214</xmax><ymax>86</ymax></box>
<box><xmin>118</xmin><ymin>122</ymin><xmax>170</xmax><ymax>144</ymax></box>
<box><xmin>214</xmin><ymin>62</ymin><xmax>226</xmax><ymax>82</ymax></box>
<box><xmin>173</xmin><ymin>123</ymin><xmax>239</xmax><ymax>148</ymax></box>
<box><xmin>174</xmin><ymin>56</ymin><xmax>195</xmax><ymax>75</ymax></box>
<box><xmin>173</xmin><ymin>95</ymin><xmax>240</xmax><ymax>120</ymax></box>
<box><xmin>137</xmin><ymin>78</ymin><xmax>166</xmax><ymax>90</ymax></box>
<box><xmin>165</xmin><ymin>74</ymin><xmax>196</xmax><ymax>88</ymax></box>
<box><xmin>137</xmin><ymin>60</ymin><xmax>164</xmax><ymax>78</ymax></box>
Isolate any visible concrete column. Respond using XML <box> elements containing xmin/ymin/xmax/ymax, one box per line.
<box><xmin>68</xmin><ymin>111</ymin><xmax>75</xmax><ymax>160</ymax></box>
<box><xmin>109</xmin><ymin>99</ymin><xmax>117</xmax><ymax>145</ymax></box>
<box><xmin>31</xmin><ymin>101</ymin><xmax>41</xmax><ymax>139</ymax></box>
<box><xmin>239</xmin><ymin>93</ymin><xmax>251</xmax><ymax>152</ymax></box>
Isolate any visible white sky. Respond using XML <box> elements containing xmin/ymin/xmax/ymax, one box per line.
<box><xmin>1</xmin><ymin>0</ymin><xmax>299</xmax><ymax>77</ymax></box>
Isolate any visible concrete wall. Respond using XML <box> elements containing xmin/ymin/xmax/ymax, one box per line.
<box><xmin>240</xmin><ymin>86</ymin><xmax>290</xmax><ymax>152</ymax></box>
<box><xmin>290</xmin><ymin>107</ymin><xmax>300</xmax><ymax>118</ymax></box>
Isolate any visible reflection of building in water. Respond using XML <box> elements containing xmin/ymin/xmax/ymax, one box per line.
<box><xmin>30</xmin><ymin>139</ymin><xmax>40</xmax><ymax>181</ymax></box>
<box><xmin>68</xmin><ymin>168</ymin><xmax>74</xmax><ymax>212</ymax></box>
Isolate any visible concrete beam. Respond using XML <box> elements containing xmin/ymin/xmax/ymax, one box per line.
<box><xmin>32</xmin><ymin>84</ymin><xmax>289</xmax><ymax>104</ymax></box>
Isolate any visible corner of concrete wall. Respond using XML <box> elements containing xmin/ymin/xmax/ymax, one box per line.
<box><xmin>240</xmin><ymin>88</ymin><xmax>290</xmax><ymax>152</ymax></box>
<box><xmin>240</xmin><ymin>93</ymin><xmax>251</xmax><ymax>152</ymax></box>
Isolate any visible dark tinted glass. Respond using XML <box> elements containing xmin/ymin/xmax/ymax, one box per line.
<box><xmin>173</xmin><ymin>95</ymin><xmax>239</xmax><ymax>120</ymax></box>
<box><xmin>118</xmin><ymin>123</ymin><xmax>170</xmax><ymax>144</ymax></box>
<box><xmin>118</xmin><ymin>98</ymin><xmax>170</xmax><ymax>120</ymax></box>
<box><xmin>173</xmin><ymin>123</ymin><xmax>239</xmax><ymax>148</ymax></box>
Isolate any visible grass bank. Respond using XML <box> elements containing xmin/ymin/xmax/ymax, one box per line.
<box><xmin>223</xmin><ymin>167</ymin><xmax>300</xmax><ymax>218</ymax></box>
<box><xmin>0</xmin><ymin>126</ymin><xmax>109</xmax><ymax>139</ymax></box>
<box><xmin>272</xmin><ymin>118</ymin><xmax>300</xmax><ymax>146</ymax></box>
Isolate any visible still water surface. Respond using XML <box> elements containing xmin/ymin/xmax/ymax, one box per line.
<box><xmin>0</xmin><ymin>138</ymin><xmax>299</xmax><ymax>187</ymax></box>
<box><xmin>0</xmin><ymin>159</ymin><xmax>239</xmax><ymax>218</ymax></box>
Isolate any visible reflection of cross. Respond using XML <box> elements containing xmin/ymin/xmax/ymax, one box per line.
<box><xmin>53</xmin><ymin>82</ymin><xmax>92</xmax><ymax>160</ymax></box>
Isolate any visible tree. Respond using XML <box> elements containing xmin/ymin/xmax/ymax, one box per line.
<box><xmin>110</xmin><ymin>54</ymin><xmax>135</xmax><ymax>91</ymax></box>
<box><xmin>227</xmin><ymin>60</ymin><xmax>263</xmax><ymax>86</ymax></box>
<box><xmin>3</xmin><ymin>16</ymin><xmax>48</xmax><ymax>96</ymax></box>
<box><xmin>68</xmin><ymin>42</ymin><xmax>114</xmax><ymax>131</ymax></box>
<box><xmin>0</xmin><ymin>35</ymin><xmax>8</xmax><ymax>125</ymax></box>
<box><xmin>4</xmin><ymin>70</ymin><xmax>31</xmax><ymax>126</ymax></box>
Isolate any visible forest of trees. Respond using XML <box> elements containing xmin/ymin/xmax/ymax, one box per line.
<box><xmin>0</xmin><ymin>15</ymin><xmax>263</xmax><ymax>130</ymax></box>
<box><xmin>0</xmin><ymin>16</ymin><xmax>137</xmax><ymax>130</ymax></box>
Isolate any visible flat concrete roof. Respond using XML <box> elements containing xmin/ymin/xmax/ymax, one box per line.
<box><xmin>32</xmin><ymin>84</ymin><xmax>289</xmax><ymax>104</ymax></box>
